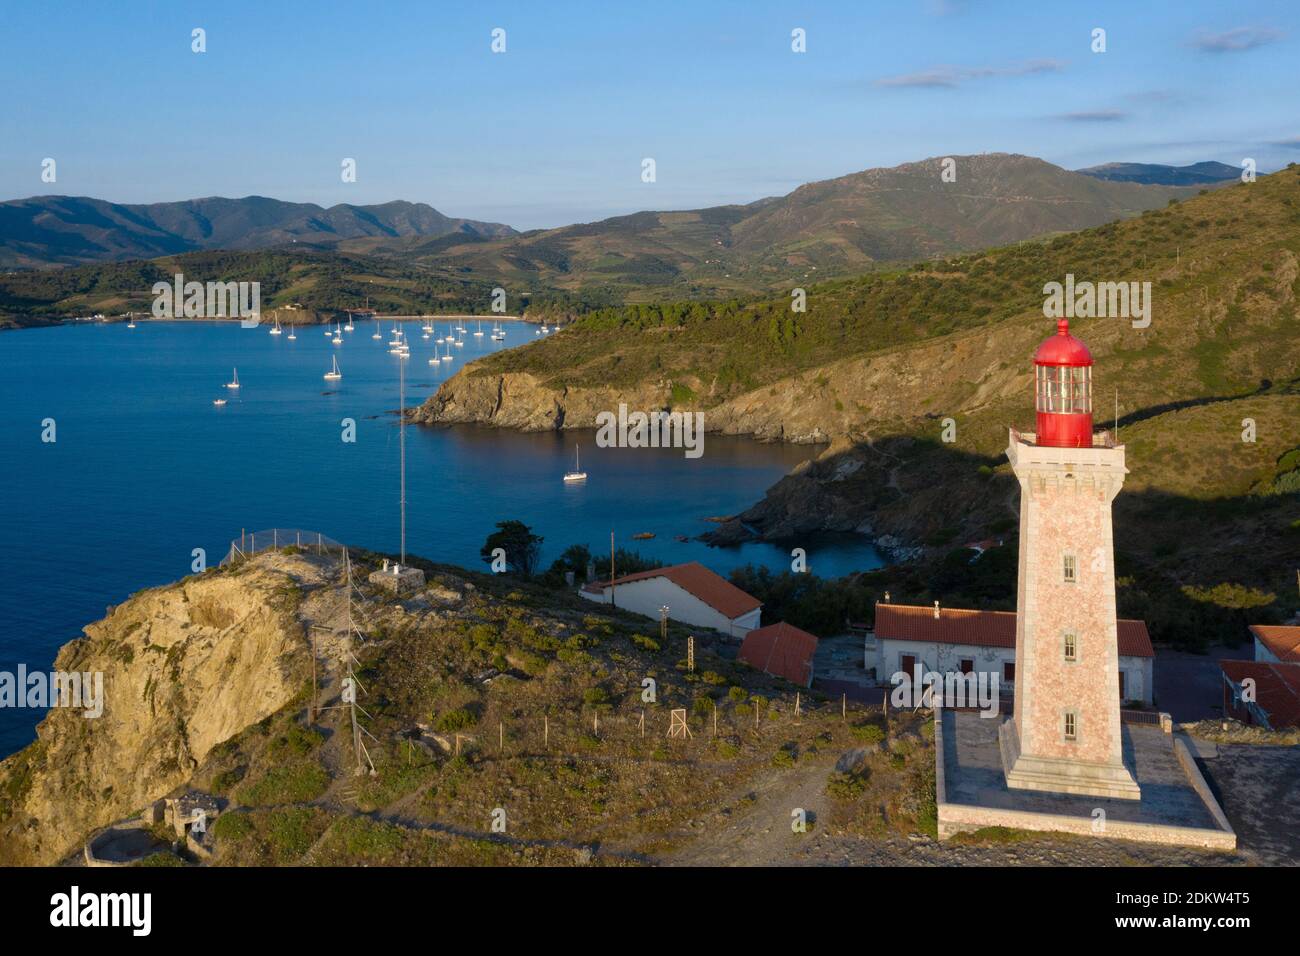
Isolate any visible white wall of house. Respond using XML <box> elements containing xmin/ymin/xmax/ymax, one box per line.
<box><xmin>579</xmin><ymin>577</ymin><xmax>759</xmax><ymax>637</ymax></box>
<box><xmin>872</xmin><ymin>637</ymin><xmax>1153</xmax><ymax>706</ymax></box>
<box><xmin>1255</xmin><ymin>636</ymin><xmax>1280</xmax><ymax>663</ymax></box>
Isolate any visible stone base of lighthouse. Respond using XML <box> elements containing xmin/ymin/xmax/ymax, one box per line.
<box><xmin>999</xmin><ymin>719</ymin><xmax>1141</xmax><ymax>800</ymax></box>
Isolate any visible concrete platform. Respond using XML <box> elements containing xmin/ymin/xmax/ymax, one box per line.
<box><xmin>936</xmin><ymin>709</ymin><xmax>1236</xmax><ymax>850</ymax></box>
<box><xmin>368</xmin><ymin>564</ymin><xmax>425</xmax><ymax>597</ymax></box>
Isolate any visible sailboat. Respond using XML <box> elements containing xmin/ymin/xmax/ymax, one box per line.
<box><xmin>474</xmin><ymin>321</ymin><xmax>484</xmax><ymax>337</ymax></box>
<box><xmin>371</xmin><ymin>319</ymin><xmax>382</xmax><ymax>340</ymax></box>
<box><xmin>441</xmin><ymin>339</ymin><xmax>453</xmax><ymax>362</ymax></box>
<box><xmin>324</xmin><ymin>355</ymin><xmax>342</xmax><ymax>381</ymax></box>
<box><xmin>212</xmin><ymin>397</ymin><xmax>226</xmax><ymax>406</ymax></box>
<box><xmin>563</xmin><ymin>446</ymin><xmax>587</xmax><ymax>483</ymax></box>
<box><xmin>332</xmin><ymin>322</ymin><xmax>343</xmax><ymax>344</ymax></box>
<box><xmin>491</xmin><ymin>321</ymin><xmax>506</xmax><ymax>342</ymax></box>
<box><xmin>344</xmin><ymin>315</ymin><xmax>354</xmax><ymax>331</ymax></box>
<box><xmin>287</xmin><ymin>323</ymin><xmax>296</xmax><ymax>340</ymax></box>
<box><xmin>126</xmin><ymin>314</ymin><xmax>136</xmax><ymax>329</ymax></box>
<box><xmin>269</xmin><ymin>317</ymin><xmax>282</xmax><ymax>336</ymax></box>
<box><xmin>226</xmin><ymin>368</ymin><xmax>240</xmax><ymax>389</ymax></box>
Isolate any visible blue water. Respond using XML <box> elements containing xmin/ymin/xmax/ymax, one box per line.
<box><xmin>0</xmin><ymin>318</ymin><xmax>882</xmax><ymax>755</ymax></box>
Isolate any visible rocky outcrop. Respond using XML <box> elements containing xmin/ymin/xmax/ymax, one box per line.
<box><xmin>0</xmin><ymin>555</ymin><xmax>317</xmax><ymax>865</ymax></box>
<box><xmin>409</xmin><ymin>370</ymin><xmax>670</xmax><ymax>432</ymax></box>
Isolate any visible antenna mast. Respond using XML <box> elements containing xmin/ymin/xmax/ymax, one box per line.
<box><xmin>399</xmin><ymin>336</ymin><xmax>407</xmax><ymax>564</ymax></box>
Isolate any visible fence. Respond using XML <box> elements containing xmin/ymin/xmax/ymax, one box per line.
<box><xmin>220</xmin><ymin>528</ymin><xmax>346</xmax><ymax>567</ymax></box>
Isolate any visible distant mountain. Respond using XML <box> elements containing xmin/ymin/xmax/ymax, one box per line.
<box><xmin>1075</xmin><ymin>161</ymin><xmax>1241</xmax><ymax>186</ymax></box>
<box><xmin>0</xmin><ymin>196</ymin><xmax>517</xmax><ymax>269</ymax></box>
<box><xmin>370</xmin><ymin>154</ymin><xmax>1199</xmax><ymax>299</ymax></box>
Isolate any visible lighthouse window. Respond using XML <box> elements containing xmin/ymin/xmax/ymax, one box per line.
<box><xmin>1062</xmin><ymin>553</ymin><xmax>1077</xmax><ymax>583</ymax></box>
<box><xmin>1037</xmin><ymin>366</ymin><xmax>1092</xmax><ymax>415</ymax></box>
<box><xmin>1064</xmin><ymin>712</ymin><xmax>1078</xmax><ymax>741</ymax></box>
<box><xmin>1064</xmin><ymin>632</ymin><xmax>1077</xmax><ymax>662</ymax></box>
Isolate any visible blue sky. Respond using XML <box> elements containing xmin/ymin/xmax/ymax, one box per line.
<box><xmin>2</xmin><ymin>0</ymin><xmax>1297</xmax><ymax>230</ymax></box>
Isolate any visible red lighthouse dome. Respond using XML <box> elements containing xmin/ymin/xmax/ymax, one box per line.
<box><xmin>1033</xmin><ymin>318</ymin><xmax>1093</xmax><ymax>448</ymax></box>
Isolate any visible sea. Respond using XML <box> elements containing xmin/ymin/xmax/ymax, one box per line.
<box><xmin>0</xmin><ymin>317</ymin><xmax>883</xmax><ymax>756</ymax></box>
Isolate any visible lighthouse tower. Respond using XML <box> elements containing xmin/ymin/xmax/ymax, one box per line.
<box><xmin>1000</xmin><ymin>318</ymin><xmax>1141</xmax><ymax>799</ymax></box>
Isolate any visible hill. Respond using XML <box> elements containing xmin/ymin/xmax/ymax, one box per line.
<box><xmin>1077</xmin><ymin>161</ymin><xmax>1241</xmax><ymax>186</ymax></box>
<box><xmin>0</xmin><ymin>195</ymin><xmax>516</xmax><ymax>269</ymax></box>
<box><xmin>370</xmin><ymin>154</ymin><xmax>1198</xmax><ymax>300</ymax></box>
<box><xmin>413</xmin><ymin>165</ymin><xmax>1300</xmax><ymax>647</ymax></box>
<box><xmin>0</xmin><ymin>247</ymin><xmax>548</xmax><ymax>328</ymax></box>
<box><xmin>0</xmin><ymin>549</ymin><xmax>944</xmax><ymax>866</ymax></box>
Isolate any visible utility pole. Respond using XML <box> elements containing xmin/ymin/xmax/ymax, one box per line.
<box><xmin>609</xmin><ymin>530</ymin><xmax>616</xmax><ymax>607</ymax></box>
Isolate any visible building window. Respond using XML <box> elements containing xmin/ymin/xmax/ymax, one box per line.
<box><xmin>1062</xmin><ymin>553</ymin><xmax>1077</xmax><ymax>583</ymax></box>
<box><xmin>1118</xmin><ymin>670</ymin><xmax>1127</xmax><ymax>700</ymax></box>
<box><xmin>1064</xmin><ymin>712</ymin><xmax>1077</xmax><ymax>741</ymax></box>
<box><xmin>1064</xmin><ymin>632</ymin><xmax>1077</xmax><ymax>662</ymax></box>
<box><xmin>959</xmin><ymin>659</ymin><xmax>974</xmax><ymax>674</ymax></box>
<box><xmin>1003</xmin><ymin>661</ymin><xmax>1015</xmax><ymax>682</ymax></box>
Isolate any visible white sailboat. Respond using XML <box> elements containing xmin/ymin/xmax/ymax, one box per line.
<box><xmin>563</xmin><ymin>446</ymin><xmax>587</xmax><ymax>483</ymax></box>
<box><xmin>474</xmin><ymin>321</ymin><xmax>484</xmax><ymax>337</ymax></box>
<box><xmin>491</xmin><ymin>321</ymin><xmax>505</xmax><ymax>341</ymax></box>
<box><xmin>371</xmin><ymin>319</ymin><xmax>382</xmax><ymax>340</ymax></box>
<box><xmin>324</xmin><ymin>355</ymin><xmax>342</xmax><ymax>381</ymax></box>
<box><xmin>344</xmin><ymin>315</ymin><xmax>354</xmax><ymax>331</ymax></box>
<box><xmin>269</xmin><ymin>317</ymin><xmax>282</xmax><ymax>336</ymax></box>
<box><xmin>226</xmin><ymin>367</ymin><xmax>240</xmax><ymax>389</ymax></box>
<box><xmin>126</xmin><ymin>314</ymin><xmax>136</xmax><ymax>329</ymax></box>
<box><xmin>213</xmin><ymin>398</ymin><xmax>226</xmax><ymax>406</ymax></box>
<box><xmin>287</xmin><ymin>323</ymin><xmax>296</xmax><ymax>340</ymax></box>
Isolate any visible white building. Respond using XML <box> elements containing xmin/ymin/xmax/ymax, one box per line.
<box><xmin>869</xmin><ymin>602</ymin><xmax>1155</xmax><ymax>707</ymax></box>
<box><xmin>579</xmin><ymin>561</ymin><xmax>762</xmax><ymax>638</ymax></box>
<box><xmin>1250</xmin><ymin>624</ymin><xmax>1300</xmax><ymax>664</ymax></box>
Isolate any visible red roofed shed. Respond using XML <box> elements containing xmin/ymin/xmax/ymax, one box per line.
<box><xmin>739</xmin><ymin>622</ymin><xmax>818</xmax><ymax>688</ymax></box>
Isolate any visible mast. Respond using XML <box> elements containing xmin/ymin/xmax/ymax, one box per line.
<box><xmin>399</xmin><ymin>342</ymin><xmax>406</xmax><ymax>564</ymax></box>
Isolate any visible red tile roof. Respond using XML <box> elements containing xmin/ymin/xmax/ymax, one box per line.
<box><xmin>583</xmin><ymin>562</ymin><xmax>761</xmax><ymax>620</ymax></box>
<box><xmin>1249</xmin><ymin>625</ymin><xmax>1300</xmax><ymax>663</ymax></box>
<box><xmin>1221</xmin><ymin>660</ymin><xmax>1300</xmax><ymax>728</ymax></box>
<box><xmin>873</xmin><ymin>603</ymin><xmax>1154</xmax><ymax>658</ymax></box>
<box><xmin>739</xmin><ymin>622</ymin><xmax>818</xmax><ymax>686</ymax></box>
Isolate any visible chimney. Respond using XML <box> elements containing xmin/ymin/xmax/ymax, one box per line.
<box><xmin>884</xmin><ymin>591</ymin><xmax>891</xmax><ymax>604</ymax></box>
<box><xmin>933</xmin><ymin>600</ymin><xmax>941</xmax><ymax>619</ymax></box>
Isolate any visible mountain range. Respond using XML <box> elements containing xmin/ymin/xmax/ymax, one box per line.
<box><xmin>345</xmin><ymin>154</ymin><xmax>1202</xmax><ymax>299</ymax></box>
<box><xmin>3</xmin><ymin>155</ymin><xmax>1213</xmax><ymax>290</ymax></box>
<box><xmin>1075</xmin><ymin>160</ymin><xmax>1242</xmax><ymax>186</ymax></box>
<box><xmin>0</xmin><ymin>196</ymin><xmax>516</xmax><ymax>269</ymax></box>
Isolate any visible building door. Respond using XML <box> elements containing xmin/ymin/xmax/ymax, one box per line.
<box><xmin>900</xmin><ymin>654</ymin><xmax>916</xmax><ymax>681</ymax></box>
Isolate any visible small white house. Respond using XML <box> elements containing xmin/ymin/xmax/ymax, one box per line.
<box><xmin>869</xmin><ymin>602</ymin><xmax>1155</xmax><ymax>707</ymax></box>
<box><xmin>1250</xmin><ymin>624</ymin><xmax>1300</xmax><ymax>664</ymax></box>
<box><xmin>580</xmin><ymin>562</ymin><xmax>762</xmax><ymax>639</ymax></box>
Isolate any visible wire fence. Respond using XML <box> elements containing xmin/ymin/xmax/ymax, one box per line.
<box><xmin>220</xmin><ymin>528</ymin><xmax>346</xmax><ymax>567</ymax></box>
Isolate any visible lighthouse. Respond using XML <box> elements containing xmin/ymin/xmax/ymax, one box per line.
<box><xmin>1000</xmin><ymin>318</ymin><xmax>1141</xmax><ymax>799</ymax></box>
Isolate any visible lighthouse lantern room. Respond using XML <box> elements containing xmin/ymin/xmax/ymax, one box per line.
<box><xmin>1033</xmin><ymin>317</ymin><xmax>1093</xmax><ymax>448</ymax></box>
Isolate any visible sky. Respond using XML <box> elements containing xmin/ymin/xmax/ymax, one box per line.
<box><xmin>2</xmin><ymin>0</ymin><xmax>1298</xmax><ymax>230</ymax></box>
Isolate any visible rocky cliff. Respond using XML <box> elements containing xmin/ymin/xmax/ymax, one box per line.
<box><xmin>0</xmin><ymin>555</ymin><xmax>316</xmax><ymax>865</ymax></box>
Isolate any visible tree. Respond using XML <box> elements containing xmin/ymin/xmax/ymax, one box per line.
<box><xmin>480</xmin><ymin>520</ymin><xmax>543</xmax><ymax>577</ymax></box>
